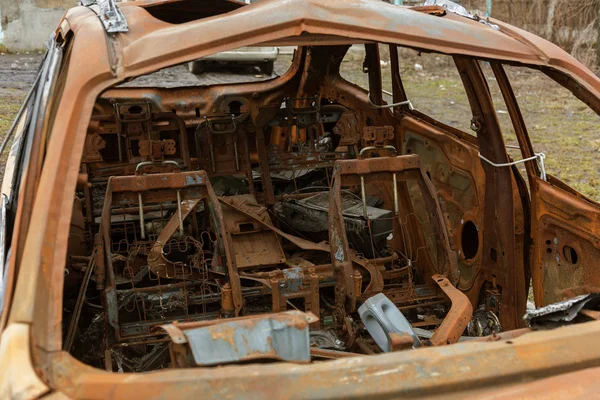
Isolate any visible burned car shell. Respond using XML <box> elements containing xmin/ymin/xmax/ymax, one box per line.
<box><xmin>2</xmin><ymin>0</ymin><xmax>600</xmax><ymax>398</ymax></box>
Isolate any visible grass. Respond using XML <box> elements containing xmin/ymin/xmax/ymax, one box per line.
<box><xmin>486</xmin><ymin>65</ymin><xmax>600</xmax><ymax>200</ymax></box>
<box><xmin>341</xmin><ymin>47</ymin><xmax>600</xmax><ymax>201</ymax></box>
<box><xmin>0</xmin><ymin>89</ymin><xmax>27</xmax><ymax>171</ymax></box>
<box><xmin>0</xmin><ymin>101</ymin><xmax>21</xmax><ymax>135</ymax></box>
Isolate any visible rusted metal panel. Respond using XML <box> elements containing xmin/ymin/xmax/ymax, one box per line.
<box><xmin>162</xmin><ymin>311</ymin><xmax>316</xmax><ymax>367</ymax></box>
<box><xmin>119</xmin><ymin>1</ymin><xmax>542</xmax><ymax>75</ymax></box>
<box><xmin>490</xmin><ymin>62</ymin><xmax>600</xmax><ymax>309</ymax></box>
<box><xmin>471</xmin><ymin>366</ymin><xmax>600</xmax><ymax>399</ymax></box>
<box><xmin>105</xmin><ymin>0</ymin><xmax>600</xmax><ymax>99</ymax></box>
<box><xmin>219</xmin><ymin>195</ymin><xmax>287</xmax><ymax>268</ymax></box>
<box><xmin>531</xmin><ymin>178</ymin><xmax>600</xmax><ymax>306</ymax></box>
<box><xmin>40</xmin><ymin>321</ymin><xmax>600</xmax><ymax>398</ymax></box>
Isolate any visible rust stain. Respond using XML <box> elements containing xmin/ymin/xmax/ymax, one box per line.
<box><xmin>208</xmin><ymin>324</ymin><xmax>238</xmax><ymax>348</ymax></box>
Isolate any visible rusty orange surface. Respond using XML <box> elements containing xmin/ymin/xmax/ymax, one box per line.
<box><xmin>2</xmin><ymin>0</ymin><xmax>600</xmax><ymax>398</ymax></box>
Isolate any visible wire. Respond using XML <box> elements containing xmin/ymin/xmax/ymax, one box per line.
<box><xmin>478</xmin><ymin>152</ymin><xmax>546</xmax><ymax>181</ymax></box>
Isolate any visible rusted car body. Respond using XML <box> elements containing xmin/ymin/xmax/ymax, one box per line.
<box><xmin>2</xmin><ymin>0</ymin><xmax>600</xmax><ymax>397</ymax></box>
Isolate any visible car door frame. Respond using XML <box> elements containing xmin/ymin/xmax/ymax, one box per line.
<box><xmin>490</xmin><ymin>61</ymin><xmax>600</xmax><ymax>307</ymax></box>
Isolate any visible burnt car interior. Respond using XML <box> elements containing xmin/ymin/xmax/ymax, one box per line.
<box><xmin>57</xmin><ymin>7</ymin><xmax>600</xmax><ymax>372</ymax></box>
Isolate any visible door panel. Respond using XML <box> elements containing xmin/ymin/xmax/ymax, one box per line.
<box><xmin>532</xmin><ymin>177</ymin><xmax>600</xmax><ymax>306</ymax></box>
<box><xmin>490</xmin><ymin>63</ymin><xmax>600</xmax><ymax>308</ymax></box>
<box><xmin>400</xmin><ymin>117</ymin><xmax>484</xmax><ymax>292</ymax></box>
<box><xmin>399</xmin><ymin>115</ymin><xmax>527</xmax><ymax>329</ymax></box>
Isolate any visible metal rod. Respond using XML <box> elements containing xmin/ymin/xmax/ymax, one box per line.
<box><xmin>243</xmin><ymin>134</ymin><xmax>254</xmax><ymax>194</ymax></box>
<box><xmin>117</xmin><ymin>133</ymin><xmax>123</xmax><ymax>163</ymax></box>
<box><xmin>393</xmin><ymin>173</ymin><xmax>399</xmax><ymax>216</ymax></box>
<box><xmin>368</xmin><ymin>92</ymin><xmax>413</xmax><ymax>109</ymax></box>
<box><xmin>360</xmin><ymin>175</ymin><xmax>368</xmax><ymax>218</ymax></box>
<box><xmin>209</xmin><ymin>144</ymin><xmax>216</xmax><ymax>172</ymax></box>
<box><xmin>93</xmin><ymin>203</ymin><xmax>177</xmax><ymax>217</ymax></box>
<box><xmin>234</xmin><ymin>140</ymin><xmax>240</xmax><ymax>171</ymax></box>
<box><xmin>310</xmin><ymin>348</ymin><xmax>362</xmax><ymax>359</ymax></box>
<box><xmin>64</xmin><ymin>255</ymin><xmax>96</xmax><ymax>352</ymax></box>
<box><xmin>138</xmin><ymin>193</ymin><xmax>146</xmax><ymax>239</ymax></box>
<box><xmin>176</xmin><ymin>190</ymin><xmax>184</xmax><ymax>236</ymax></box>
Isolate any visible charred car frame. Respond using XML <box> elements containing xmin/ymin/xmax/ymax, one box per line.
<box><xmin>2</xmin><ymin>0</ymin><xmax>600</xmax><ymax>398</ymax></box>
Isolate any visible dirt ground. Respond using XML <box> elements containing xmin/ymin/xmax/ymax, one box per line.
<box><xmin>1</xmin><ymin>48</ymin><xmax>599</xmax><ymax>201</ymax></box>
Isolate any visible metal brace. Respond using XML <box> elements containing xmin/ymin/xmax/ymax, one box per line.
<box><xmin>81</xmin><ymin>0</ymin><xmax>129</xmax><ymax>33</ymax></box>
<box><xmin>368</xmin><ymin>91</ymin><xmax>414</xmax><ymax>110</ymax></box>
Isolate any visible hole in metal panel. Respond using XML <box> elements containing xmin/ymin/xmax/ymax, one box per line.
<box><xmin>563</xmin><ymin>245</ymin><xmax>578</xmax><ymax>264</ymax></box>
<box><xmin>461</xmin><ymin>220</ymin><xmax>478</xmax><ymax>260</ymax></box>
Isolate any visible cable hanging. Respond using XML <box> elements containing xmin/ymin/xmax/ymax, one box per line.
<box><xmin>478</xmin><ymin>150</ymin><xmax>547</xmax><ymax>181</ymax></box>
